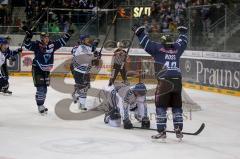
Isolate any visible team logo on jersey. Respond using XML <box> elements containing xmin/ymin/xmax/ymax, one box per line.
<box><xmin>43</xmin><ymin>54</ymin><xmax>52</xmax><ymax>63</ymax></box>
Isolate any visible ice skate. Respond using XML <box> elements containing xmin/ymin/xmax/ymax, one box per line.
<box><xmin>38</xmin><ymin>105</ymin><xmax>48</xmax><ymax>115</ymax></box>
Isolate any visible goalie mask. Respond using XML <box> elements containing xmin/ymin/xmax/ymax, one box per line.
<box><xmin>132</xmin><ymin>83</ymin><xmax>147</xmax><ymax>97</ymax></box>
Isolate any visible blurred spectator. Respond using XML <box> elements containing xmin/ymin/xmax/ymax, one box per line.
<box><xmin>25</xmin><ymin>0</ymin><xmax>34</xmax><ymax>21</ymax></box>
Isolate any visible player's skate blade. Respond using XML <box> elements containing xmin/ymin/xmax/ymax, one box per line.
<box><xmin>151</xmin><ymin>131</ymin><xmax>167</xmax><ymax>142</ymax></box>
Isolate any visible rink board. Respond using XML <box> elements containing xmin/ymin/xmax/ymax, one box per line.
<box><xmin>7</xmin><ymin>47</ymin><xmax>240</xmax><ymax>97</ymax></box>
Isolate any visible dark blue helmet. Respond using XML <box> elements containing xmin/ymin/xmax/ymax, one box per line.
<box><xmin>0</xmin><ymin>37</ymin><xmax>8</xmax><ymax>45</ymax></box>
<box><xmin>132</xmin><ymin>83</ymin><xmax>147</xmax><ymax>96</ymax></box>
<box><xmin>79</xmin><ymin>34</ymin><xmax>90</xmax><ymax>41</ymax></box>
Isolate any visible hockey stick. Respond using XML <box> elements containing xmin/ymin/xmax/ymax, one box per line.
<box><xmin>99</xmin><ymin>7</ymin><xmax>119</xmax><ymax>54</ymax></box>
<box><xmin>21</xmin><ymin>0</ymin><xmax>57</xmax><ymax>49</ymax></box>
<box><xmin>120</xmin><ymin>12</ymin><xmax>144</xmax><ymax>69</ymax></box>
<box><xmin>133</xmin><ymin>123</ymin><xmax>205</xmax><ymax>136</ymax></box>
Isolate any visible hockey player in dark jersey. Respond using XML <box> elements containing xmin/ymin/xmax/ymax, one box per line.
<box><xmin>0</xmin><ymin>37</ymin><xmax>22</xmax><ymax>95</ymax></box>
<box><xmin>108</xmin><ymin>42</ymin><xmax>129</xmax><ymax>86</ymax></box>
<box><xmin>71</xmin><ymin>35</ymin><xmax>101</xmax><ymax>110</ymax></box>
<box><xmin>102</xmin><ymin>83</ymin><xmax>150</xmax><ymax>129</ymax></box>
<box><xmin>132</xmin><ymin>24</ymin><xmax>188</xmax><ymax>140</ymax></box>
<box><xmin>0</xmin><ymin>36</ymin><xmax>22</xmax><ymax>95</ymax></box>
<box><xmin>23</xmin><ymin>31</ymin><xmax>71</xmax><ymax>114</ymax></box>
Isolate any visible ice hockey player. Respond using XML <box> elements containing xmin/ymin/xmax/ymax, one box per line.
<box><xmin>103</xmin><ymin>83</ymin><xmax>150</xmax><ymax>129</ymax></box>
<box><xmin>71</xmin><ymin>35</ymin><xmax>101</xmax><ymax>110</ymax></box>
<box><xmin>132</xmin><ymin>24</ymin><xmax>188</xmax><ymax>140</ymax></box>
<box><xmin>108</xmin><ymin>41</ymin><xmax>129</xmax><ymax>86</ymax></box>
<box><xmin>0</xmin><ymin>36</ymin><xmax>22</xmax><ymax>95</ymax></box>
<box><xmin>23</xmin><ymin>31</ymin><xmax>71</xmax><ymax>114</ymax></box>
<box><xmin>0</xmin><ymin>37</ymin><xmax>22</xmax><ymax>95</ymax></box>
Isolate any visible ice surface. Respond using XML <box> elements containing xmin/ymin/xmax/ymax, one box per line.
<box><xmin>0</xmin><ymin>77</ymin><xmax>240</xmax><ymax>159</ymax></box>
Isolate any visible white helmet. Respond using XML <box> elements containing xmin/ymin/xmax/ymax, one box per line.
<box><xmin>117</xmin><ymin>41</ymin><xmax>124</xmax><ymax>48</ymax></box>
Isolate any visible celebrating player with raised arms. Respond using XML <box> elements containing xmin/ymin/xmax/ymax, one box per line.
<box><xmin>0</xmin><ymin>37</ymin><xmax>22</xmax><ymax>95</ymax></box>
<box><xmin>71</xmin><ymin>35</ymin><xmax>101</xmax><ymax>111</ymax></box>
<box><xmin>132</xmin><ymin>24</ymin><xmax>188</xmax><ymax>140</ymax></box>
<box><xmin>102</xmin><ymin>83</ymin><xmax>150</xmax><ymax>129</ymax></box>
<box><xmin>23</xmin><ymin>31</ymin><xmax>71</xmax><ymax>114</ymax></box>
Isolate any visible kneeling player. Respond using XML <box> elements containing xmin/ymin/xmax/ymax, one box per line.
<box><xmin>103</xmin><ymin>83</ymin><xmax>150</xmax><ymax>129</ymax></box>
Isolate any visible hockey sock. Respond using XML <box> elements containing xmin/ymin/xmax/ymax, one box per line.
<box><xmin>156</xmin><ymin>107</ymin><xmax>167</xmax><ymax>132</ymax></box>
<box><xmin>36</xmin><ymin>86</ymin><xmax>47</xmax><ymax>106</ymax></box>
<box><xmin>172</xmin><ymin>107</ymin><xmax>183</xmax><ymax>131</ymax></box>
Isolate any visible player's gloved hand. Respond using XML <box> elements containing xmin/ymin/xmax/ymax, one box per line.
<box><xmin>17</xmin><ymin>48</ymin><xmax>22</xmax><ymax>53</ymax></box>
<box><xmin>25</xmin><ymin>29</ymin><xmax>33</xmax><ymax>40</ymax></box>
<box><xmin>93</xmin><ymin>39</ymin><xmax>100</xmax><ymax>47</ymax></box>
<box><xmin>93</xmin><ymin>51</ymin><xmax>99</xmax><ymax>57</ymax></box>
<box><xmin>92</xmin><ymin>39</ymin><xmax>100</xmax><ymax>52</ymax></box>
<box><xmin>9</xmin><ymin>56</ymin><xmax>16</xmax><ymax>62</ymax></box>
<box><xmin>141</xmin><ymin>117</ymin><xmax>150</xmax><ymax>129</ymax></box>
<box><xmin>67</xmin><ymin>29</ymin><xmax>74</xmax><ymax>35</ymax></box>
<box><xmin>177</xmin><ymin>26</ymin><xmax>188</xmax><ymax>34</ymax></box>
<box><xmin>132</xmin><ymin>24</ymin><xmax>145</xmax><ymax>36</ymax></box>
<box><xmin>123</xmin><ymin>119</ymin><xmax>133</xmax><ymax>129</ymax></box>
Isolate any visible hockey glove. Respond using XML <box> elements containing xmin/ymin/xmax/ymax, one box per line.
<box><xmin>67</xmin><ymin>29</ymin><xmax>74</xmax><ymax>35</ymax></box>
<box><xmin>17</xmin><ymin>48</ymin><xmax>22</xmax><ymax>53</ymax></box>
<box><xmin>123</xmin><ymin>119</ymin><xmax>133</xmax><ymax>129</ymax></box>
<box><xmin>141</xmin><ymin>117</ymin><xmax>150</xmax><ymax>129</ymax></box>
<box><xmin>25</xmin><ymin>29</ymin><xmax>33</xmax><ymax>41</ymax></box>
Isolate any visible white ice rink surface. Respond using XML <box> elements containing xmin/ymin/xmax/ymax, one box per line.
<box><xmin>0</xmin><ymin>77</ymin><xmax>240</xmax><ymax>159</ymax></box>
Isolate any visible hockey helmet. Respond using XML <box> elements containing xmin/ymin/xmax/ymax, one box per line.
<box><xmin>0</xmin><ymin>37</ymin><xmax>8</xmax><ymax>45</ymax></box>
<box><xmin>79</xmin><ymin>34</ymin><xmax>90</xmax><ymax>41</ymax></box>
<box><xmin>117</xmin><ymin>41</ymin><xmax>124</xmax><ymax>48</ymax></box>
<box><xmin>0</xmin><ymin>37</ymin><xmax>8</xmax><ymax>52</ymax></box>
<box><xmin>40</xmin><ymin>32</ymin><xmax>49</xmax><ymax>38</ymax></box>
<box><xmin>160</xmin><ymin>34</ymin><xmax>173</xmax><ymax>48</ymax></box>
<box><xmin>132</xmin><ymin>83</ymin><xmax>147</xmax><ymax>96</ymax></box>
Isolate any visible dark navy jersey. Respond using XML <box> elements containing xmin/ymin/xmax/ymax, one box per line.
<box><xmin>4</xmin><ymin>47</ymin><xmax>19</xmax><ymax>59</ymax></box>
<box><xmin>136</xmin><ymin>28</ymin><xmax>188</xmax><ymax>78</ymax></box>
<box><xmin>24</xmin><ymin>33</ymin><xmax>70</xmax><ymax>71</ymax></box>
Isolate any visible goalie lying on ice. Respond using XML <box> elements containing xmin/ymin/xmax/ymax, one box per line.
<box><xmin>102</xmin><ymin>83</ymin><xmax>150</xmax><ymax>129</ymax></box>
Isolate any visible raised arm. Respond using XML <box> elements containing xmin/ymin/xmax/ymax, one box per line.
<box><xmin>23</xmin><ymin>30</ymin><xmax>36</xmax><ymax>51</ymax></box>
<box><xmin>132</xmin><ymin>25</ymin><xmax>164</xmax><ymax>56</ymax></box>
<box><xmin>53</xmin><ymin>33</ymin><xmax>71</xmax><ymax>51</ymax></box>
<box><xmin>174</xmin><ymin>26</ymin><xmax>188</xmax><ymax>51</ymax></box>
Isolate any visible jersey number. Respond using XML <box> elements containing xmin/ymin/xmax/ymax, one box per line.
<box><xmin>164</xmin><ymin>61</ymin><xmax>177</xmax><ymax>69</ymax></box>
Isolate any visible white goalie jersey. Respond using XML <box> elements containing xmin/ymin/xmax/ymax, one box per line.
<box><xmin>71</xmin><ymin>44</ymin><xmax>96</xmax><ymax>74</ymax></box>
